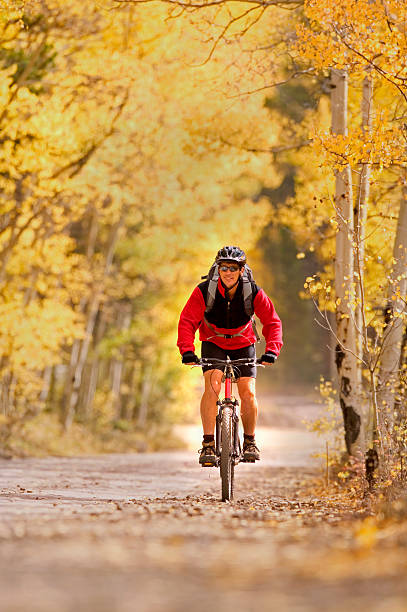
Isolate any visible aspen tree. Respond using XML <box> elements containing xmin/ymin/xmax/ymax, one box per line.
<box><xmin>377</xmin><ymin>184</ymin><xmax>407</xmax><ymax>429</ymax></box>
<box><xmin>354</xmin><ymin>72</ymin><xmax>373</xmax><ymax>359</ymax></box>
<box><xmin>294</xmin><ymin>0</ymin><xmax>407</xmax><ymax>459</ymax></box>
<box><xmin>331</xmin><ymin>68</ymin><xmax>365</xmax><ymax>456</ymax></box>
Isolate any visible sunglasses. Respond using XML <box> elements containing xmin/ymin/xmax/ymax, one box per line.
<box><xmin>219</xmin><ymin>264</ymin><xmax>240</xmax><ymax>272</ymax></box>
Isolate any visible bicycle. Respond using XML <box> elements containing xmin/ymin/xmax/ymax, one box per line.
<box><xmin>192</xmin><ymin>356</ymin><xmax>263</xmax><ymax>502</ymax></box>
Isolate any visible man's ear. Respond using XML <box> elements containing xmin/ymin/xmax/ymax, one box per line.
<box><xmin>240</xmin><ymin>268</ymin><xmax>244</xmax><ymax>277</ymax></box>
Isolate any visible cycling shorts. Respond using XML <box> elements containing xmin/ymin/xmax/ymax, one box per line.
<box><xmin>201</xmin><ymin>341</ymin><xmax>257</xmax><ymax>379</ymax></box>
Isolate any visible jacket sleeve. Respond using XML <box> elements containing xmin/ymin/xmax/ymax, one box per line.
<box><xmin>253</xmin><ymin>288</ymin><xmax>283</xmax><ymax>356</ymax></box>
<box><xmin>177</xmin><ymin>286</ymin><xmax>206</xmax><ymax>355</ymax></box>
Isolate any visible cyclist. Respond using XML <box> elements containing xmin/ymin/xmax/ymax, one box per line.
<box><xmin>177</xmin><ymin>245</ymin><xmax>283</xmax><ymax>466</ymax></box>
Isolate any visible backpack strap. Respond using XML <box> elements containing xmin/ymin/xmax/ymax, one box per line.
<box><xmin>251</xmin><ymin>316</ymin><xmax>261</xmax><ymax>342</ymax></box>
<box><xmin>242</xmin><ymin>279</ymin><xmax>260</xmax><ymax>341</ymax></box>
<box><xmin>242</xmin><ymin>279</ymin><xmax>254</xmax><ymax>318</ymax></box>
<box><xmin>205</xmin><ymin>265</ymin><xmax>219</xmax><ymax>314</ymax></box>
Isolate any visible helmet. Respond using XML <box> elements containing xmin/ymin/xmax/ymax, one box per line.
<box><xmin>215</xmin><ymin>245</ymin><xmax>246</xmax><ymax>265</ymax></box>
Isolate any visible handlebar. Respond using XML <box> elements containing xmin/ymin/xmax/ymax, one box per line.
<box><xmin>191</xmin><ymin>357</ymin><xmax>265</xmax><ymax>368</ymax></box>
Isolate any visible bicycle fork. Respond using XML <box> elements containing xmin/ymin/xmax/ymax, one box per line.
<box><xmin>215</xmin><ymin>400</ymin><xmax>241</xmax><ymax>462</ymax></box>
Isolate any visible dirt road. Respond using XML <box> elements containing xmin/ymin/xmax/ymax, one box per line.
<box><xmin>1</xmin><ymin>427</ymin><xmax>406</xmax><ymax>612</ymax></box>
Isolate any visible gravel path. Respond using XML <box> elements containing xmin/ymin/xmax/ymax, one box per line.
<box><xmin>1</xmin><ymin>428</ymin><xmax>406</xmax><ymax>612</ymax></box>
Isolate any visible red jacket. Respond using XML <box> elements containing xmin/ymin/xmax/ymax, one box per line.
<box><xmin>177</xmin><ymin>278</ymin><xmax>283</xmax><ymax>355</ymax></box>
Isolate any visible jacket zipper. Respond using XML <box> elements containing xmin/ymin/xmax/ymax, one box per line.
<box><xmin>227</xmin><ymin>300</ymin><xmax>231</xmax><ymax>329</ymax></box>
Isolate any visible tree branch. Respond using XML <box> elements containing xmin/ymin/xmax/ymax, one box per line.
<box><xmin>219</xmin><ymin>136</ymin><xmax>311</xmax><ymax>155</ymax></box>
<box><xmin>332</xmin><ymin>25</ymin><xmax>407</xmax><ymax>104</ymax></box>
<box><xmin>113</xmin><ymin>0</ymin><xmax>303</xmax><ymax>9</ymax></box>
<box><xmin>226</xmin><ymin>68</ymin><xmax>315</xmax><ymax>97</ymax></box>
<box><xmin>192</xmin><ymin>5</ymin><xmax>264</xmax><ymax>66</ymax></box>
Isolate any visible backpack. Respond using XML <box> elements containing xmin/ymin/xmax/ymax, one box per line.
<box><xmin>201</xmin><ymin>263</ymin><xmax>260</xmax><ymax>341</ymax></box>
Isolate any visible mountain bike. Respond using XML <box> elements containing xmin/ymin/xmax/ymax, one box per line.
<box><xmin>193</xmin><ymin>356</ymin><xmax>263</xmax><ymax>502</ymax></box>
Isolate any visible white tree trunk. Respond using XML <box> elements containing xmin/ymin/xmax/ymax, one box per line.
<box><xmin>355</xmin><ymin>73</ymin><xmax>373</xmax><ymax>356</ymax></box>
<box><xmin>111</xmin><ymin>307</ymin><xmax>131</xmax><ymax>417</ymax></box>
<box><xmin>332</xmin><ymin>68</ymin><xmax>365</xmax><ymax>457</ymax></box>
<box><xmin>39</xmin><ymin>366</ymin><xmax>53</xmax><ymax>403</ymax></box>
<box><xmin>83</xmin><ymin>359</ymin><xmax>99</xmax><ymax>419</ymax></box>
<box><xmin>377</xmin><ymin>185</ymin><xmax>407</xmax><ymax>423</ymax></box>
<box><xmin>137</xmin><ymin>366</ymin><xmax>153</xmax><ymax>428</ymax></box>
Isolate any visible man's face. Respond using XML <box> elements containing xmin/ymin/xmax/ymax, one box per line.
<box><xmin>218</xmin><ymin>261</ymin><xmax>242</xmax><ymax>289</ymax></box>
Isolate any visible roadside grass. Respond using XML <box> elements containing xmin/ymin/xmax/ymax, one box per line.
<box><xmin>0</xmin><ymin>412</ymin><xmax>186</xmax><ymax>458</ymax></box>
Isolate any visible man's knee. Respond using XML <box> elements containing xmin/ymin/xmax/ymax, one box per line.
<box><xmin>238</xmin><ymin>378</ymin><xmax>256</xmax><ymax>403</ymax></box>
<box><xmin>240</xmin><ymin>390</ymin><xmax>256</xmax><ymax>403</ymax></box>
<box><xmin>203</xmin><ymin>386</ymin><xmax>220</xmax><ymax>400</ymax></box>
<box><xmin>203</xmin><ymin>370</ymin><xmax>222</xmax><ymax>397</ymax></box>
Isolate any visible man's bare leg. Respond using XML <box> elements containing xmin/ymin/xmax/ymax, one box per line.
<box><xmin>237</xmin><ymin>376</ymin><xmax>258</xmax><ymax>435</ymax></box>
<box><xmin>237</xmin><ymin>376</ymin><xmax>260</xmax><ymax>460</ymax></box>
<box><xmin>200</xmin><ymin>369</ymin><xmax>223</xmax><ymax>434</ymax></box>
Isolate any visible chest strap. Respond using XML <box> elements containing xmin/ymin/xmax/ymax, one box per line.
<box><xmin>203</xmin><ymin>316</ymin><xmax>259</xmax><ymax>342</ymax></box>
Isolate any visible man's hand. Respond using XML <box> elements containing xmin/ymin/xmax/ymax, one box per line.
<box><xmin>260</xmin><ymin>351</ymin><xmax>277</xmax><ymax>365</ymax></box>
<box><xmin>182</xmin><ymin>351</ymin><xmax>199</xmax><ymax>364</ymax></box>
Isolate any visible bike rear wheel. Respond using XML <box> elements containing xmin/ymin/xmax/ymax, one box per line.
<box><xmin>220</xmin><ymin>404</ymin><xmax>234</xmax><ymax>501</ymax></box>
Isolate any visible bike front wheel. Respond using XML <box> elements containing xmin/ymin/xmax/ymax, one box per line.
<box><xmin>220</xmin><ymin>404</ymin><xmax>234</xmax><ymax>501</ymax></box>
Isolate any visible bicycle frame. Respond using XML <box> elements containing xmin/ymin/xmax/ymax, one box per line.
<box><xmin>215</xmin><ymin>358</ymin><xmax>240</xmax><ymax>461</ymax></box>
<box><xmin>224</xmin><ymin>366</ymin><xmax>232</xmax><ymax>400</ymax></box>
<box><xmin>191</xmin><ymin>355</ymin><xmax>262</xmax><ymax>500</ymax></box>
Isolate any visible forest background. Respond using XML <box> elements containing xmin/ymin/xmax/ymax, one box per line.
<box><xmin>1</xmin><ymin>0</ymin><xmax>406</xmax><ymax>474</ymax></box>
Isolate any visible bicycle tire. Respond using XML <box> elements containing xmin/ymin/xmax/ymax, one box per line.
<box><xmin>220</xmin><ymin>404</ymin><xmax>234</xmax><ymax>501</ymax></box>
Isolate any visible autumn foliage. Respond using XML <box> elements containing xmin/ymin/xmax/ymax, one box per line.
<box><xmin>0</xmin><ymin>0</ymin><xmax>273</xmax><ymax>452</ymax></box>
<box><xmin>0</xmin><ymin>0</ymin><xmax>406</xmax><ymax>473</ymax></box>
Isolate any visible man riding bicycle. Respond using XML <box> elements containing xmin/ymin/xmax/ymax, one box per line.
<box><xmin>177</xmin><ymin>246</ymin><xmax>283</xmax><ymax>466</ymax></box>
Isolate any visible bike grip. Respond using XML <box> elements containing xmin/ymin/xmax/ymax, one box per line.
<box><xmin>256</xmin><ymin>359</ymin><xmax>266</xmax><ymax>367</ymax></box>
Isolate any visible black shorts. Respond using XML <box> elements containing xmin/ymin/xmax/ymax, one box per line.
<box><xmin>201</xmin><ymin>341</ymin><xmax>257</xmax><ymax>379</ymax></box>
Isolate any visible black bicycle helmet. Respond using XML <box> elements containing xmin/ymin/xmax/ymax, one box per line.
<box><xmin>215</xmin><ymin>245</ymin><xmax>246</xmax><ymax>265</ymax></box>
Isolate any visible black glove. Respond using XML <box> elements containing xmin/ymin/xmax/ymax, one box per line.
<box><xmin>260</xmin><ymin>351</ymin><xmax>277</xmax><ymax>364</ymax></box>
<box><xmin>182</xmin><ymin>351</ymin><xmax>199</xmax><ymax>364</ymax></box>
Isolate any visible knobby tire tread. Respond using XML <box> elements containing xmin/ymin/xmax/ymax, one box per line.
<box><xmin>220</xmin><ymin>404</ymin><xmax>234</xmax><ymax>501</ymax></box>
